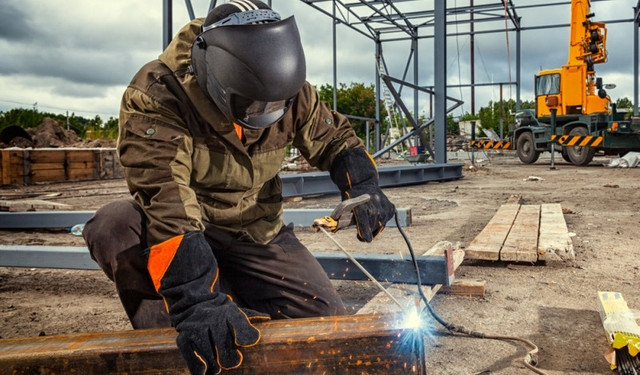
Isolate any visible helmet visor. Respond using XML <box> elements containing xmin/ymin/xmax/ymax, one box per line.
<box><xmin>231</xmin><ymin>95</ymin><xmax>294</xmax><ymax>129</ymax></box>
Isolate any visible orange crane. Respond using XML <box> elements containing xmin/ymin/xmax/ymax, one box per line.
<box><xmin>510</xmin><ymin>0</ymin><xmax>640</xmax><ymax>166</ymax></box>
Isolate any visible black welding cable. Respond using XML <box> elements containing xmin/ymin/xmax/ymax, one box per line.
<box><xmin>393</xmin><ymin>209</ymin><xmax>549</xmax><ymax>375</ymax></box>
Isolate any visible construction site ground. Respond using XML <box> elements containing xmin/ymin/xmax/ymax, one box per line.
<box><xmin>1</xmin><ymin>151</ymin><xmax>639</xmax><ymax>375</ymax></box>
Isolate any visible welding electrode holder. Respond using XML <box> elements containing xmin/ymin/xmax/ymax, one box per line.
<box><xmin>312</xmin><ymin>194</ymin><xmax>371</xmax><ymax>232</ymax></box>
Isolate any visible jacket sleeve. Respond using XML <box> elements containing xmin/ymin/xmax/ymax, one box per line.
<box><xmin>118</xmin><ymin>84</ymin><xmax>204</xmax><ymax>245</ymax></box>
<box><xmin>291</xmin><ymin>83</ymin><xmax>364</xmax><ymax>171</ymax></box>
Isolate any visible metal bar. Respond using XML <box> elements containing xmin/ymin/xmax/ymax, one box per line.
<box><xmin>0</xmin><ymin>211</ymin><xmax>95</xmax><ymax>229</ymax></box>
<box><xmin>281</xmin><ymin>163</ymin><xmax>462</xmax><ymax>197</ymax></box>
<box><xmin>0</xmin><ymin>208</ymin><xmax>411</xmax><ymax>229</ymax></box>
<box><xmin>316</xmin><ymin>252</ymin><xmax>452</xmax><ymax>285</ymax></box>
<box><xmin>633</xmin><ymin>6</ymin><xmax>640</xmax><ymax>116</ymax></box>
<box><xmin>0</xmin><ymin>314</ymin><xmax>420</xmax><ymax>375</ymax></box>
<box><xmin>162</xmin><ymin>0</ymin><xmax>172</xmax><ymax>50</ymax></box>
<box><xmin>0</xmin><ymin>246</ymin><xmax>101</xmax><ymax>270</ymax></box>
<box><xmin>0</xmin><ymin>246</ymin><xmax>450</xmax><ymax>284</ymax></box>
<box><xmin>434</xmin><ymin>0</ymin><xmax>446</xmax><ymax>164</ymax></box>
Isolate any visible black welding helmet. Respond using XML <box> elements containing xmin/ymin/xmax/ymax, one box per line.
<box><xmin>191</xmin><ymin>0</ymin><xmax>306</xmax><ymax>129</ymax></box>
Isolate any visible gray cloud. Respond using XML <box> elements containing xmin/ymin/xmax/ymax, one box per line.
<box><xmin>0</xmin><ymin>1</ymin><xmax>35</xmax><ymax>41</ymax></box>
<box><xmin>1</xmin><ymin>0</ymin><xmax>638</xmax><ymax>119</ymax></box>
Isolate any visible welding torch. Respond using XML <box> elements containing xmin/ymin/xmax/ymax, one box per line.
<box><xmin>312</xmin><ymin>194</ymin><xmax>406</xmax><ymax>311</ymax></box>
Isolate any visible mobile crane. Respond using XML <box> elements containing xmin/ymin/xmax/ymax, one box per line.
<box><xmin>510</xmin><ymin>0</ymin><xmax>640</xmax><ymax>165</ymax></box>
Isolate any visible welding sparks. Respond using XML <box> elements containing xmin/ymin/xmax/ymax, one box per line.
<box><xmin>401</xmin><ymin>307</ymin><xmax>425</xmax><ymax>331</ymax></box>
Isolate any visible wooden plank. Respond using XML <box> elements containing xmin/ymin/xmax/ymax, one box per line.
<box><xmin>1</xmin><ymin>150</ymin><xmax>10</xmax><ymax>185</ymax></box>
<box><xmin>538</xmin><ymin>203</ymin><xmax>575</xmax><ymax>261</ymax></box>
<box><xmin>499</xmin><ymin>204</ymin><xmax>540</xmax><ymax>263</ymax></box>
<box><xmin>67</xmin><ymin>169</ymin><xmax>96</xmax><ymax>181</ymax></box>
<box><xmin>68</xmin><ymin>161</ymin><xmax>95</xmax><ymax>169</ymax></box>
<box><xmin>30</xmin><ymin>150</ymin><xmax>66</xmax><ymax>163</ymax></box>
<box><xmin>357</xmin><ymin>241</ymin><xmax>465</xmax><ymax>315</ymax></box>
<box><xmin>440</xmin><ymin>278</ymin><xmax>486</xmax><ymax>297</ymax></box>
<box><xmin>30</xmin><ymin>169</ymin><xmax>67</xmax><ymax>183</ymax></box>
<box><xmin>465</xmin><ymin>204</ymin><xmax>520</xmax><ymax>260</ymax></box>
<box><xmin>66</xmin><ymin>150</ymin><xmax>95</xmax><ymax>162</ymax></box>
<box><xmin>0</xmin><ymin>199</ymin><xmax>72</xmax><ymax>212</ymax></box>
<box><xmin>0</xmin><ymin>314</ymin><xmax>422</xmax><ymax>375</ymax></box>
<box><xmin>29</xmin><ymin>162</ymin><xmax>65</xmax><ymax>171</ymax></box>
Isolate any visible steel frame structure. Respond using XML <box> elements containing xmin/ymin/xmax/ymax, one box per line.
<box><xmin>162</xmin><ymin>1</ymin><xmax>640</xmax><ymax>163</ymax></box>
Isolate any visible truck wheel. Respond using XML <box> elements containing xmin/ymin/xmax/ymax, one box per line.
<box><xmin>561</xmin><ymin>147</ymin><xmax>571</xmax><ymax>162</ymax></box>
<box><xmin>516</xmin><ymin>132</ymin><xmax>540</xmax><ymax>164</ymax></box>
<box><xmin>566</xmin><ymin>127</ymin><xmax>596</xmax><ymax>166</ymax></box>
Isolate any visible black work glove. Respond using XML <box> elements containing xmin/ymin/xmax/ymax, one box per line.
<box><xmin>330</xmin><ymin>148</ymin><xmax>396</xmax><ymax>242</ymax></box>
<box><xmin>148</xmin><ymin>231</ymin><xmax>270</xmax><ymax>374</ymax></box>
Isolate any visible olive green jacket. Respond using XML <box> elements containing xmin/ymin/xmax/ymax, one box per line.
<box><xmin>118</xmin><ymin>19</ymin><xmax>363</xmax><ymax>245</ymax></box>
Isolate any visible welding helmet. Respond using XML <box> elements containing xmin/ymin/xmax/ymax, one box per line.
<box><xmin>191</xmin><ymin>0</ymin><xmax>306</xmax><ymax>129</ymax></box>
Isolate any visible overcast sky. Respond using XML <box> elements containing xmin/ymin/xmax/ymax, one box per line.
<box><xmin>0</xmin><ymin>0</ymin><xmax>638</xmax><ymax>121</ymax></box>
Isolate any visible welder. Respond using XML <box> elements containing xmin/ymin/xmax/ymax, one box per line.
<box><xmin>82</xmin><ymin>0</ymin><xmax>395</xmax><ymax>373</ymax></box>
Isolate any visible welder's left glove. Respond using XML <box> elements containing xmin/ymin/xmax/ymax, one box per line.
<box><xmin>330</xmin><ymin>148</ymin><xmax>396</xmax><ymax>242</ymax></box>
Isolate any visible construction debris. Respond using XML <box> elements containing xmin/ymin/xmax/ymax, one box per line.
<box><xmin>605</xmin><ymin>152</ymin><xmax>640</xmax><ymax>168</ymax></box>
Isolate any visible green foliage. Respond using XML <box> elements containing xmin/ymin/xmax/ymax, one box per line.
<box><xmin>615</xmin><ymin>97</ymin><xmax>633</xmax><ymax>111</ymax></box>
<box><xmin>317</xmin><ymin>82</ymin><xmax>387</xmax><ymax>143</ymax></box>
<box><xmin>0</xmin><ymin>107</ymin><xmax>119</xmax><ymax>140</ymax></box>
<box><xmin>460</xmin><ymin>99</ymin><xmax>534</xmax><ymax>137</ymax></box>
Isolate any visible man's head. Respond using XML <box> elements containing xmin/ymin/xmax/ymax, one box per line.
<box><xmin>191</xmin><ymin>0</ymin><xmax>306</xmax><ymax>129</ymax></box>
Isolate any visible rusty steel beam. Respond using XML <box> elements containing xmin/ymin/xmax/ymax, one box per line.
<box><xmin>0</xmin><ymin>313</ymin><xmax>425</xmax><ymax>374</ymax></box>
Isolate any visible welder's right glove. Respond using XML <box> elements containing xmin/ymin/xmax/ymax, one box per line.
<box><xmin>330</xmin><ymin>148</ymin><xmax>396</xmax><ymax>242</ymax></box>
<box><xmin>148</xmin><ymin>231</ymin><xmax>270</xmax><ymax>374</ymax></box>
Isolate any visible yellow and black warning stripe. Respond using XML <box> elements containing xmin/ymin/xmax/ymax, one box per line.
<box><xmin>550</xmin><ymin>134</ymin><xmax>603</xmax><ymax>147</ymax></box>
<box><xmin>470</xmin><ymin>140</ymin><xmax>512</xmax><ymax>149</ymax></box>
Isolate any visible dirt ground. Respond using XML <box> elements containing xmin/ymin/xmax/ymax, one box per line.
<box><xmin>1</xmin><ymin>151</ymin><xmax>639</xmax><ymax>375</ymax></box>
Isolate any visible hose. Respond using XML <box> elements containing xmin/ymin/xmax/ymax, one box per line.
<box><xmin>394</xmin><ymin>209</ymin><xmax>549</xmax><ymax>375</ymax></box>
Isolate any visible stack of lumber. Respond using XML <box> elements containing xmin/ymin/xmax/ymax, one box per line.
<box><xmin>465</xmin><ymin>203</ymin><xmax>574</xmax><ymax>262</ymax></box>
<box><xmin>0</xmin><ymin>148</ymin><xmax>122</xmax><ymax>186</ymax></box>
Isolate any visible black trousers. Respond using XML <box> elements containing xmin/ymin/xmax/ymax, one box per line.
<box><xmin>83</xmin><ymin>200</ymin><xmax>346</xmax><ymax>329</ymax></box>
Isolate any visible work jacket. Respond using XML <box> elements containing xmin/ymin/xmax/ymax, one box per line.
<box><xmin>118</xmin><ymin>18</ymin><xmax>363</xmax><ymax>245</ymax></box>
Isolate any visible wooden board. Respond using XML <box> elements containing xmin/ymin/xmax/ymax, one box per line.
<box><xmin>66</xmin><ymin>150</ymin><xmax>95</xmax><ymax>162</ymax></box>
<box><xmin>29</xmin><ymin>162</ymin><xmax>65</xmax><ymax>171</ymax></box>
<box><xmin>0</xmin><ymin>314</ymin><xmax>422</xmax><ymax>375</ymax></box>
<box><xmin>538</xmin><ymin>203</ymin><xmax>575</xmax><ymax>261</ymax></box>
<box><xmin>465</xmin><ymin>203</ymin><xmax>573</xmax><ymax>263</ymax></box>
<box><xmin>0</xmin><ymin>150</ymin><xmax>10</xmax><ymax>185</ymax></box>
<box><xmin>441</xmin><ymin>278</ymin><xmax>486</xmax><ymax>297</ymax></box>
<box><xmin>465</xmin><ymin>204</ymin><xmax>520</xmax><ymax>260</ymax></box>
<box><xmin>499</xmin><ymin>204</ymin><xmax>540</xmax><ymax>263</ymax></box>
<box><xmin>30</xmin><ymin>150</ymin><xmax>66</xmax><ymax>163</ymax></box>
<box><xmin>0</xmin><ymin>199</ymin><xmax>72</xmax><ymax>212</ymax></box>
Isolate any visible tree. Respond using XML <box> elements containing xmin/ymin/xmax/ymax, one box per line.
<box><xmin>317</xmin><ymin>82</ymin><xmax>387</xmax><ymax>142</ymax></box>
<box><xmin>615</xmin><ymin>97</ymin><xmax>633</xmax><ymax>112</ymax></box>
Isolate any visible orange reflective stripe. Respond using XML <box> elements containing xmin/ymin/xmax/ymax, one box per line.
<box><xmin>148</xmin><ymin>234</ymin><xmax>184</xmax><ymax>292</ymax></box>
<box><xmin>233</xmin><ymin>123</ymin><xmax>245</xmax><ymax>141</ymax></box>
<box><xmin>592</xmin><ymin>137</ymin><xmax>603</xmax><ymax>146</ymax></box>
<box><xmin>579</xmin><ymin>136</ymin><xmax>593</xmax><ymax>147</ymax></box>
<box><xmin>567</xmin><ymin>136</ymin><xmax>580</xmax><ymax>146</ymax></box>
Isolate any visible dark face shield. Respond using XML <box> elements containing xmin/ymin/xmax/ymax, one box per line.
<box><xmin>191</xmin><ymin>15</ymin><xmax>306</xmax><ymax>130</ymax></box>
